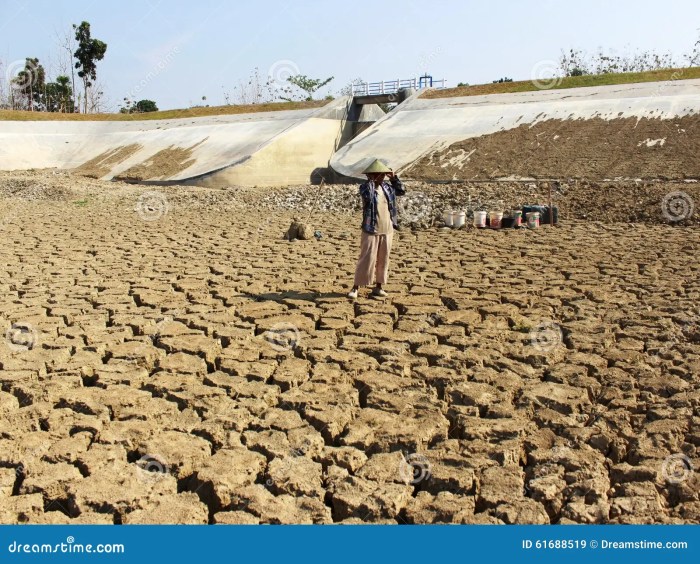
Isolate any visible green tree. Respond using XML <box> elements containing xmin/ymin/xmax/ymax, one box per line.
<box><xmin>119</xmin><ymin>98</ymin><xmax>158</xmax><ymax>113</ymax></box>
<box><xmin>73</xmin><ymin>21</ymin><xmax>107</xmax><ymax>114</ymax></box>
<box><xmin>280</xmin><ymin>74</ymin><xmax>334</xmax><ymax>101</ymax></box>
<box><xmin>134</xmin><ymin>99</ymin><xmax>158</xmax><ymax>112</ymax></box>
<box><xmin>12</xmin><ymin>58</ymin><xmax>45</xmax><ymax>111</ymax></box>
<box><xmin>45</xmin><ymin>76</ymin><xmax>74</xmax><ymax>112</ymax></box>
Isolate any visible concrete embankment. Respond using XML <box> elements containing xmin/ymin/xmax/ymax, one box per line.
<box><xmin>0</xmin><ymin>98</ymin><xmax>352</xmax><ymax>186</ymax></box>
<box><xmin>330</xmin><ymin>79</ymin><xmax>700</xmax><ymax>180</ymax></box>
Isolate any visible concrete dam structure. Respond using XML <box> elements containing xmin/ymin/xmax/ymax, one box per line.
<box><xmin>0</xmin><ymin>97</ymin><xmax>380</xmax><ymax>187</ymax></box>
<box><xmin>331</xmin><ymin>79</ymin><xmax>700</xmax><ymax>181</ymax></box>
<box><xmin>1</xmin><ymin>78</ymin><xmax>699</xmax><ymax>185</ymax></box>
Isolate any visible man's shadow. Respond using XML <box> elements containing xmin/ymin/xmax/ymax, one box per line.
<box><xmin>241</xmin><ymin>290</ymin><xmax>347</xmax><ymax>303</ymax></box>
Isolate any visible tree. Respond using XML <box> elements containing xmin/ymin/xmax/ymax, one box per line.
<box><xmin>134</xmin><ymin>99</ymin><xmax>158</xmax><ymax>112</ymax></box>
<box><xmin>559</xmin><ymin>46</ymin><xmax>678</xmax><ymax>77</ymax></box>
<box><xmin>232</xmin><ymin>67</ymin><xmax>276</xmax><ymax>104</ymax></box>
<box><xmin>339</xmin><ymin>77</ymin><xmax>364</xmax><ymax>97</ymax></box>
<box><xmin>492</xmin><ymin>77</ymin><xmax>513</xmax><ymax>83</ymax></box>
<box><xmin>73</xmin><ymin>21</ymin><xmax>107</xmax><ymax>113</ymax></box>
<box><xmin>45</xmin><ymin>75</ymin><xmax>73</xmax><ymax>112</ymax></box>
<box><xmin>685</xmin><ymin>30</ymin><xmax>700</xmax><ymax>67</ymax></box>
<box><xmin>86</xmin><ymin>80</ymin><xmax>107</xmax><ymax>113</ymax></box>
<box><xmin>119</xmin><ymin>97</ymin><xmax>134</xmax><ymax>113</ymax></box>
<box><xmin>57</xmin><ymin>28</ymin><xmax>78</xmax><ymax>111</ymax></box>
<box><xmin>559</xmin><ymin>48</ymin><xmax>591</xmax><ymax>77</ymax></box>
<box><xmin>12</xmin><ymin>58</ymin><xmax>45</xmax><ymax>111</ymax></box>
<box><xmin>280</xmin><ymin>74</ymin><xmax>334</xmax><ymax>101</ymax></box>
<box><xmin>0</xmin><ymin>60</ymin><xmax>6</xmax><ymax>109</ymax></box>
<box><xmin>119</xmin><ymin>98</ymin><xmax>158</xmax><ymax>113</ymax></box>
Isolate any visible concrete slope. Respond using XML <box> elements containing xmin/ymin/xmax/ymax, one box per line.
<box><xmin>0</xmin><ymin>97</ymin><xmax>350</xmax><ymax>186</ymax></box>
<box><xmin>329</xmin><ymin>80</ymin><xmax>700</xmax><ymax>179</ymax></box>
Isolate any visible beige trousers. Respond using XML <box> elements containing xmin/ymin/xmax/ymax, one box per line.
<box><xmin>353</xmin><ymin>230</ymin><xmax>393</xmax><ymax>286</ymax></box>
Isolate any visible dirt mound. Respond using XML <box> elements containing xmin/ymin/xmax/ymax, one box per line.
<box><xmin>2</xmin><ymin>170</ymin><xmax>697</xmax><ymax>227</ymax></box>
<box><xmin>406</xmin><ymin>115</ymin><xmax>700</xmax><ymax>181</ymax></box>
<box><xmin>0</xmin><ymin>175</ymin><xmax>75</xmax><ymax>201</ymax></box>
<box><xmin>115</xmin><ymin>140</ymin><xmax>207</xmax><ymax>181</ymax></box>
<box><xmin>248</xmin><ymin>178</ymin><xmax>700</xmax><ymax>226</ymax></box>
<box><xmin>74</xmin><ymin>144</ymin><xmax>142</xmax><ymax>179</ymax></box>
<box><xmin>396</xmin><ymin>180</ymin><xmax>700</xmax><ymax>226</ymax></box>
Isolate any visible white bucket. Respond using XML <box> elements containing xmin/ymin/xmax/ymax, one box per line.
<box><xmin>443</xmin><ymin>211</ymin><xmax>454</xmax><ymax>227</ymax></box>
<box><xmin>473</xmin><ymin>211</ymin><xmax>487</xmax><ymax>228</ymax></box>
<box><xmin>526</xmin><ymin>212</ymin><xmax>540</xmax><ymax>229</ymax></box>
<box><xmin>453</xmin><ymin>211</ymin><xmax>466</xmax><ymax>228</ymax></box>
<box><xmin>489</xmin><ymin>211</ymin><xmax>503</xmax><ymax>229</ymax></box>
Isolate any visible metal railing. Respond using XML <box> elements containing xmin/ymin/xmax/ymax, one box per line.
<box><xmin>351</xmin><ymin>77</ymin><xmax>446</xmax><ymax>96</ymax></box>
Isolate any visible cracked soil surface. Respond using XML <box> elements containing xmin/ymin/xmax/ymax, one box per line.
<box><xmin>1</xmin><ymin>170</ymin><xmax>698</xmax><ymax>524</ymax></box>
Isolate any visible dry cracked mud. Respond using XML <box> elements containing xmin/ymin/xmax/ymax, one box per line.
<box><xmin>0</xmin><ymin>170</ymin><xmax>698</xmax><ymax>524</ymax></box>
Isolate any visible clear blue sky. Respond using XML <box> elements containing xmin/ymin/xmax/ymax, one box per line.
<box><xmin>1</xmin><ymin>0</ymin><xmax>699</xmax><ymax>110</ymax></box>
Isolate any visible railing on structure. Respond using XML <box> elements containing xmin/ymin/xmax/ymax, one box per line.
<box><xmin>351</xmin><ymin>77</ymin><xmax>446</xmax><ymax>96</ymax></box>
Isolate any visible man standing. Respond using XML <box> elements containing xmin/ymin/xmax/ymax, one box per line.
<box><xmin>348</xmin><ymin>159</ymin><xmax>405</xmax><ymax>299</ymax></box>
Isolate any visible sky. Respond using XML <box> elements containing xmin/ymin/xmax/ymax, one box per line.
<box><xmin>1</xmin><ymin>0</ymin><xmax>699</xmax><ymax>111</ymax></box>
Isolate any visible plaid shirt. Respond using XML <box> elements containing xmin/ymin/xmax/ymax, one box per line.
<box><xmin>359</xmin><ymin>176</ymin><xmax>406</xmax><ymax>233</ymax></box>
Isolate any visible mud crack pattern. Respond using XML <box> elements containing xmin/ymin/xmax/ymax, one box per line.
<box><xmin>0</xmin><ymin>170</ymin><xmax>698</xmax><ymax>524</ymax></box>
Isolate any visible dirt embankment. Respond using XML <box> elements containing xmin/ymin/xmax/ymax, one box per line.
<box><xmin>74</xmin><ymin>144</ymin><xmax>143</xmax><ymax>179</ymax></box>
<box><xmin>405</xmin><ymin>115</ymin><xmax>700</xmax><ymax>181</ymax></box>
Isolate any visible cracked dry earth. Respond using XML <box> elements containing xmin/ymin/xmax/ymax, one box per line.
<box><xmin>1</xmin><ymin>173</ymin><xmax>699</xmax><ymax>525</ymax></box>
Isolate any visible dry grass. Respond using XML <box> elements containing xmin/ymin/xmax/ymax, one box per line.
<box><xmin>422</xmin><ymin>67</ymin><xmax>700</xmax><ymax>99</ymax></box>
<box><xmin>0</xmin><ymin>99</ymin><xmax>329</xmax><ymax>121</ymax></box>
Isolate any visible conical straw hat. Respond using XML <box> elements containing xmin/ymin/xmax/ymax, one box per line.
<box><xmin>362</xmin><ymin>159</ymin><xmax>392</xmax><ymax>174</ymax></box>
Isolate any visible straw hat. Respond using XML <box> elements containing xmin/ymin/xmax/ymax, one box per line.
<box><xmin>362</xmin><ymin>159</ymin><xmax>393</xmax><ymax>174</ymax></box>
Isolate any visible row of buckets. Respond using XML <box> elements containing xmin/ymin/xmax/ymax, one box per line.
<box><xmin>444</xmin><ymin>206</ymin><xmax>558</xmax><ymax>229</ymax></box>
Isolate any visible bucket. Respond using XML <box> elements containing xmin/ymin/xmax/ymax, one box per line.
<box><xmin>489</xmin><ymin>211</ymin><xmax>503</xmax><ymax>229</ymax></box>
<box><xmin>523</xmin><ymin>205</ymin><xmax>558</xmax><ymax>225</ymax></box>
<box><xmin>443</xmin><ymin>211</ymin><xmax>454</xmax><ymax>227</ymax></box>
<box><xmin>526</xmin><ymin>212</ymin><xmax>540</xmax><ymax>229</ymax></box>
<box><xmin>512</xmin><ymin>210</ymin><xmax>523</xmax><ymax>227</ymax></box>
<box><xmin>473</xmin><ymin>211</ymin><xmax>487</xmax><ymax>228</ymax></box>
<box><xmin>453</xmin><ymin>211</ymin><xmax>466</xmax><ymax>228</ymax></box>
